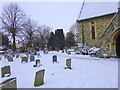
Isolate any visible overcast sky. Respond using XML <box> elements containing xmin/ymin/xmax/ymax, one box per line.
<box><xmin>2</xmin><ymin>2</ymin><xmax>83</xmax><ymax>33</ymax></box>
<box><xmin>1</xmin><ymin>0</ymin><xmax>119</xmax><ymax>34</ymax></box>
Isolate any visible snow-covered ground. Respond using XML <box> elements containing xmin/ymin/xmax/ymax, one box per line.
<box><xmin>0</xmin><ymin>51</ymin><xmax>118</xmax><ymax>88</ymax></box>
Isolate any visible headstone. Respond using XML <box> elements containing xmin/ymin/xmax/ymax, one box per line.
<box><xmin>34</xmin><ymin>51</ymin><xmax>37</xmax><ymax>55</ymax></box>
<box><xmin>0</xmin><ymin>77</ymin><xmax>17</xmax><ymax>89</ymax></box>
<box><xmin>7</xmin><ymin>56</ymin><xmax>13</xmax><ymax>62</ymax></box>
<box><xmin>67</xmin><ymin>51</ymin><xmax>71</xmax><ymax>55</ymax></box>
<box><xmin>4</xmin><ymin>54</ymin><xmax>8</xmax><ymax>59</ymax></box>
<box><xmin>65</xmin><ymin>59</ymin><xmax>72</xmax><ymax>69</ymax></box>
<box><xmin>12</xmin><ymin>54</ymin><xmax>15</xmax><ymax>57</ymax></box>
<box><xmin>16</xmin><ymin>54</ymin><xmax>19</xmax><ymax>58</ymax></box>
<box><xmin>34</xmin><ymin>69</ymin><xmax>45</xmax><ymax>87</ymax></box>
<box><xmin>37</xmin><ymin>52</ymin><xmax>40</xmax><ymax>57</ymax></box>
<box><xmin>21</xmin><ymin>57</ymin><xmax>28</xmax><ymax>63</ymax></box>
<box><xmin>0</xmin><ymin>56</ymin><xmax>2</xmax><ymax>61</ymax></box>
<box><xmin>1</xmin><ymin>66</ymin><xmax>11</xmax><ymax>77</ymax></box>
<box><xmin>30</xmin><ymin>55</ymin><xmax>35</xmax><ymax>62</ymax></box>
<box><xmin>53</xmin><ymin>55</ymin><xmax>57</xmax><ymax>63</ymax></box>
<box><xmin>62</xmin><ymin>49</ymin><xmax>64</xmax><ymax>53</ymax></box>
<box><xmin>33</xmin><ymin>59</ymin><xmax>41</xmax><ymax>67</ymax></box>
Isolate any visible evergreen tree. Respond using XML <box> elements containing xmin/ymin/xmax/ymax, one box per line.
<box><xmin>55</xmin><ymin>29</ymin><xmax>65</xmax><ymax>50</ymax></box>
<box><xmin>47</xmin><ymin>32</ymin><xmax>55</xmax><ymax>50</ymax></box>
<box><xmin>66</xmin><ymin>31</ymin><xmax>76</xmax><ymax>47</ymax></box>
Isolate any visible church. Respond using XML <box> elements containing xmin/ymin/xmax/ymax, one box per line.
<box><xmin>76</xmin><ymin>2</ymin><xmax>120</xmax><ymax>57</ymax></box>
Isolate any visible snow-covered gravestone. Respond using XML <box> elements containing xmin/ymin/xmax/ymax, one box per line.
<box><xmin>21</xmin><ymin>57</ymin><xmax>28</xmax><ymax>63</ymax></box>
<box><xmin>1</xmin><ymin>66</ymin><xmax>11</xmax><ymax>77</ymax></box>
<box><xmin>0</xmin><ymin>77</ymin><xmax>17</xmax><ymax>89</ymax></box>
<box><xmin>34</xmin><ymin>69</ymin><xmax>45</xmax><ymax>87</ymax></box>
<box><xmin>7</xmin><ymin>56</ymin><xmax>13</xmax><ymax>62</ymax></box>
<box><xmin>52</xmin><ymin>55</ymin><xmax>58</xmax><ymax>63</ymax></box>
<box><xmin>33</xmin><ymin>59</ymin><xmax>41</xmax><ymax>67</ymax></box>
<box><xmin>65</xmin><ymin>59</ymin><xmax>72</xmax><ymax>69</ymax></box>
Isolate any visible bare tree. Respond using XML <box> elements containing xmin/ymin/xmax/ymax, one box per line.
<box><xmin>37</xmin><ymin>24</ymin><xmax>52</xmax><ymax>48</ymax></box>
<box><xmin>1</xmin><ymin>3</ymin><xmax>26</xmax><ymax>51</ymax></box>
<box><xmin>21</xmin><ymin>18</ymin><xmax>37</xmax><ymax>47</ymax></box>
<box><xmin>69</xmin><ymin>23</ymin><xmax>79</xmax><ymax>42</ymax></box>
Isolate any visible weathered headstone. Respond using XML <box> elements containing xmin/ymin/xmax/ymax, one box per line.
<box><xmin>53</xmin><ymin>55</ymin><xmax>57</xmax><ymax>63</ymax></box>
<box><xmin>33</xmin><ymin>59</ymin><xmax>41</xmax><ymax>67</ymax></box>
<box><xmin>21</xmin><ymin>57</ymin><xmax>28</xmax><ymax>63</ymax></box>
<box><xmin>30</xmin><ymin>55</ymin><xmax>35</xmax><ymax>62</ymax></box>
<box><xmin>0</xmin><ymin>77</ymin><xmax>17</xmax><ymax>89</ymax></box>
<box><xmin>34</xmin><ymin>69</ymin><xmax>45</xmax><ymax>87</ymax></box>
<box><xmin>1</xmin><ymin>66</ymin><xmax>11</xmax><ymax>77</ymax></box>
<box><xmin>65</xmin><ymin>59</ymin><xmax>72</xmax><ymax>69</ymax></box>
<box><xmin>7</xmin><ymin>56</ymin><xmax>13</xmax><ymax>62</ymax></box>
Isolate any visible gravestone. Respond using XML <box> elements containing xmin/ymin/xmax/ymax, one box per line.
<box><xmin>62</xmin><ymin>49</ymin><xmax>64</xmax><ymax>53</ymax></box>
<box><xmin>7</xmin><ymin>56</ymin><xmax>13</xmax><ymax>62</ymax></box>
<box><xmin>34</xmin><ymin>51</ymin><xmax>37</xmax><ymax>55</ymax></box>
<box><xmin>1</xmin><ymin>66</ymin><xmax>11</xmax><ymax>77</ymax></box>
<box><xmin>0</xmin><ymin>77</ymin><xmax>17</xmax><ymax>89</ymax></box>
<box><xmin>16</xmin><ymin>54</ymin><xmax>19</xmax><ymax>58</ymax></box>
<box><xmin>0</xmin><ymin>56</ymin><xmax>2</xmax><ymax>61</ymax></box>
<box><xmin>4</xmin><ymin>54</ymin><xmax>8</xmax><ymax>59</ymax></box>
<box><xmin>53</xmin><ymin>55</ymin><xmax>57</xmax><ymax>63</ymax></box>
<box><xmin>12</xmin><ymin>54</ymin><xmax>15</xmax><ymax>57</ymax></box>
<box><xmin>65</xmin><ymin>59</ymin><xmax>72</xmax><ymax>69</ymax></box>
<box><xmin>34</xmin><ymin>69</ymin><xmax>45</xmax><ymax>87</ymax></box>
<box><xmin>30</xmin><ymin>55</ymin><xmax>35</xmax><ymax>62</ymax></box>
<box><xmin>33</xmin><ymin>59</ymin><xmax>41</xmax><ymax>67</ymax></box>
<box><xmin>21</xmin><ymin>57</ymin><xmax>28</xmax><ymax>63</ymax></box>
<box><xmin>37</xmin><ymin>52</ymin><xmax>40</xmax><ymax>57</ymax></box>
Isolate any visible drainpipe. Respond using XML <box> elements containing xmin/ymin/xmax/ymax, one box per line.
<box><xmin>82</xmin><ymin>21</ymin><xmax>85</xmax><ymax>48</ymax></box>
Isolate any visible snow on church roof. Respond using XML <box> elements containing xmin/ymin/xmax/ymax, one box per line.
<box><xmin>78</xmin><ymin>2</ymin><xmax>118</xmax><ymax>21</ymax></box>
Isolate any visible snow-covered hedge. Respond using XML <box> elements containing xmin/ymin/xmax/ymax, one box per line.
<box><xmin>88</xmin><ymin>47</ymin><xmax>100</xmax><ymax>56</ymax></box>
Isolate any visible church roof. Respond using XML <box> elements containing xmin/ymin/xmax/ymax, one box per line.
<box><xmin>78</xmin><ymin>2</ymin><xmax>118</xmax><ymax>21</ymax></box>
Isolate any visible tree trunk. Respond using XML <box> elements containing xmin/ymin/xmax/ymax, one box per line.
<box><xmin>13</xmin><ymin>35</ymin><xmax>16</xmax><ymax>51</ymax></box>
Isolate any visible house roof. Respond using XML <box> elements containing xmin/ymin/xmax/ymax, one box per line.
<box><xmin>77</xmin><ymin>2</ymin><xmax>118</xmax><ymax>21</ymax></box>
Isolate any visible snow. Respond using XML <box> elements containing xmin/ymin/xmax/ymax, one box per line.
<box><xmin>79</xmin><ymin>2</ymin><xmax>118</xmax><ymax>20</ymax></box>
<box><xmin>0</xmin><ymin>51</ymin><xmax>118</xmax><ymax>88</ymax></box>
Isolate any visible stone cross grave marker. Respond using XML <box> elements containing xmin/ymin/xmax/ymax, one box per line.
<box><xmin>30</xmin><ymin>55</ymin><xmax>35</xmax><ymax>62</ymax></box>
<box><xmin>21</xmin><ymin>57</ymin><xmax>28</xmax><ymax>63</ymax></box>
<box><xmin>0</xmin><ymin>77</ymin><xmax>17</xmax><ymax>89</ymax></box>
<box><xmin>1</xmin><ymin>66</ymin><xmax>11</xmax><ymax>77</ymax></box>
<box><xmin>52</xmin><ymin>55</ymin><xmax>58</xmax><ymax>63</ymax></box>
<box><xmin>34</xmin><ymin>69</ymin><xmax>45</xmax><ymax>87</ymax></box>
<box><xmin>65</xmin><ymin>59</ymin><xmax>72</xmax><ymax>69</ymax></box>
<box><xmin>7</xmin><ymin>56</ymin><xmax>13</xmax><ymax>62</ymax></box>
<box><xmin>33</xmin><ymin>59</ymin><xmax>41</xmax><ymax>67</ymax></box>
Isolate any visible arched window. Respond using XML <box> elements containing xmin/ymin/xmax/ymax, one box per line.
<box><xmin>91</xmin><ymin>22</ymin><xmax>95</xmax><ymax>39</ymax></box>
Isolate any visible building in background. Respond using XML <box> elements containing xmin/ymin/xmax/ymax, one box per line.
<box><xmin>76</xmin><ymin>2</ymin><xmax>120</xmax><ymax>56</ymax></box>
